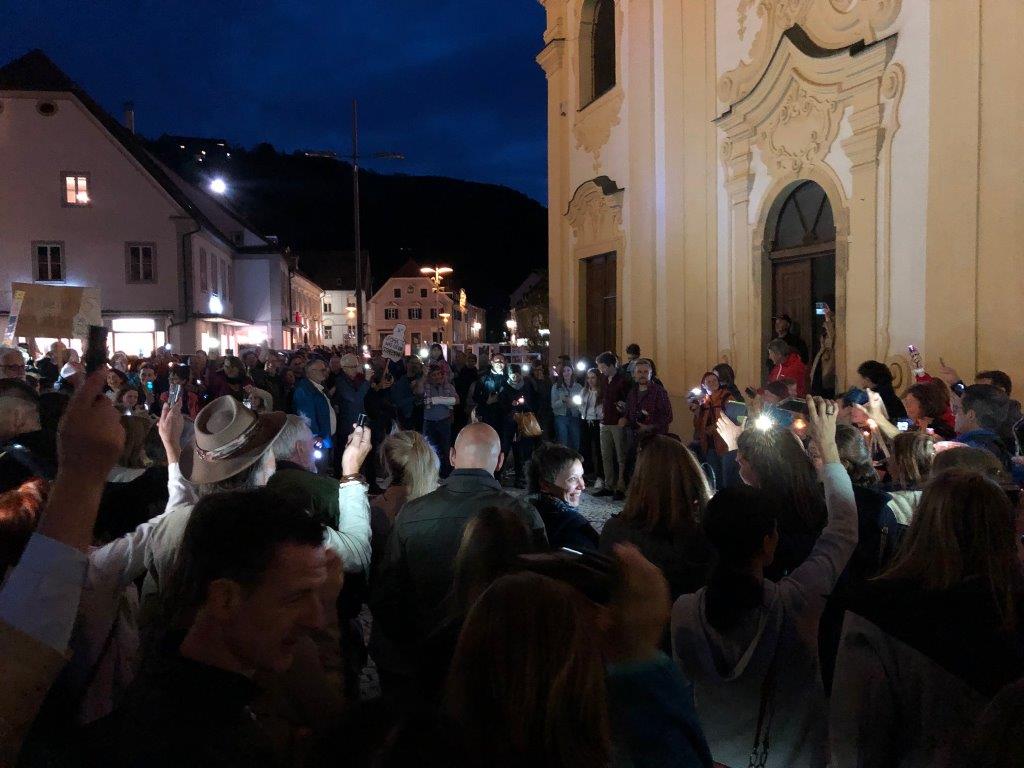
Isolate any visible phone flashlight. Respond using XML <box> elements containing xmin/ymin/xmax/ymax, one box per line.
<box><xmin>572</xmin><ymin>394</ymin><xmax>583</xmax><ymax>407</ymax></box>
<box><xmin>754</xmin><ymin>414</ymin><xmax>773</xmax><ymax>431</ymax></box>
<box><xmin>521</xmin><ymin>363</ymin><xmax>531</xmax><ymax>373</ymax></box>
<box><xmin>690</xmin><ymin>387</ymin><xmax>702</xmax><ymax>398</ymax></box>
<box><xmin>313</xmin><ymin>449</ymin><xmax>323</xmax><ymax>460</ymax></box>
<box><xmin>896</xmin><ymin>418</ymin><xmax>911</xmax><ymax>432</ymax></box>
<box><xmin>124</xmin><ymin>408</ymin><xmax>132</xmax><ymax>417</ymax></box>
<box><xmin>575</xmin><ymin>361</ymin><xmax>586</xmax><ymax>372</ymax></box>
<box><xmin>364</xmin><ymin>363</ymin><xmax>371</xmax><ymax>371</ymax></box>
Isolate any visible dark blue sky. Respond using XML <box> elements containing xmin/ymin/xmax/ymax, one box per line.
<box><xmin>2</xmin><ymin>0</ymin><xmax>549</xmax><ymax>202</ymax></box>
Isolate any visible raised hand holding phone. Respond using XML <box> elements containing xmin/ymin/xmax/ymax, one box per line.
<box><xmin>805</xmin><ymin>396</ymin><xmax>840</xmax><ymax>465</ymax></box>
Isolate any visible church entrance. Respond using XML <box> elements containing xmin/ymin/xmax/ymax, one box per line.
<box><xmin>766</xmin><ymin>181</ymin><xmax>836</xmax><ymax>382</ymax></box>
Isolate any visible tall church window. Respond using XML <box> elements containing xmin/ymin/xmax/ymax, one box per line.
<box><xmin>580</xmin><ymin>0</ymin><xmax>615</xmax><ymax>107</ymax></box>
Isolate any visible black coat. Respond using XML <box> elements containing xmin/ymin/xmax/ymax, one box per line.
<box><xmin>527</xmin><ymin>492</ymin><xmax>600</xmax><ymax>553</ymax></box>
<box><xmin>599</xmin><ymin>517</ymin><xmax>714</xmax><ymax>601</ymax></box>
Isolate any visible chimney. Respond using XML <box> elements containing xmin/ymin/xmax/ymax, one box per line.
<box><xmin>123</xmin><ymin>101</ymin><xmax>135</xmax><ymax>134</ymax></box>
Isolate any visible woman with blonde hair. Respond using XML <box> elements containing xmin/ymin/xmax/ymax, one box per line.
<box><xmin>370</xmin><ymin>430</ymin><xmax>439</xmax><ymax>565</ymax></box>
<box><xmin>600</xmin><ymin>435</ymin><xmax>714</xmax><ymax>601</ymax></box>
<box><xmin>831</xmin><ymin>469</ymin><xmax>1024</xmax><ymax>768</ymax></box>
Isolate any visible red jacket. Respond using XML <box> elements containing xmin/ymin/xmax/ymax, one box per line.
<box><xmin>769</xmin><ymin>352</ymin><xmax>807</xmax><ymax>396</ymax></box>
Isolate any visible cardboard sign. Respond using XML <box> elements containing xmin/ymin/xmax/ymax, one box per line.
<box><xmin>9</xmin><ymin>282</ymin><xmax>101</xmax><ymax>339</ymax></box>
<box><xmin>2</xmin><ymin>288</ymin><xmax>25</xmax><ymax>345</ymax></box>
<box><xmin>381</xmin><ymin>323</ymin><xmax>407</xmax><ymax>362</ymax></box>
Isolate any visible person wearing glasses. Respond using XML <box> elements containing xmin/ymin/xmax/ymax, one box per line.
<box><xmin>0</xmin><ymin>348</ymin><xmax>27</xmax><ymax>382</ymax></box>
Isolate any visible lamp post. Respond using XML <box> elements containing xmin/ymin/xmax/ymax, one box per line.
<box><xmin>350</xmin><ymin>99</ymin><xmax>404</xmax><ymax>347</ymax></box>
<box><xmin>420</xmin><ymin>265</ymin><xmax>453</xmax><ymax>344</ymax></box>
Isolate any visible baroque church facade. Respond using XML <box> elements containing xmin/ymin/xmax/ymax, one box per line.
<box><xmin>537</xmin><ymin>0</ymin><xmax>1022</xmax><ymax>417</ymax></box>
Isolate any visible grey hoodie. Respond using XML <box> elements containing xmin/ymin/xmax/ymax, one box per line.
<box><xmin>671</xmin><ymin>464</ymin><xmax>857</xmax><ymax>768</ymax></box>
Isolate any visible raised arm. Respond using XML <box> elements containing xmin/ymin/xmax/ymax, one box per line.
<box><xmin>785</xmin><ymin>397</ymin><xmax>858</xmax><ymax>599</ymax></box>
<box><xmin>324</xmin><ymin>425</ymin><xmax>373</xmax><ymax>574</ymax></box>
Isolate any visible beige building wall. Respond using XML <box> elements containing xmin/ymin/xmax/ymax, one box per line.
<box><xmin>539</xmin><ymin>0</ymin><xmax>1023</xmax><ymax>432</ymax></box>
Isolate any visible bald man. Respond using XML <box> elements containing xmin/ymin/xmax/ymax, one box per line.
<box><xmin>369</xmin><ymin>421</ymin><xmax>547</xmax><ymax>692</ymax></box>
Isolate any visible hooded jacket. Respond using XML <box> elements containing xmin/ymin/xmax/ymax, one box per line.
<box><xmin>671</xmin><ymin>464</ymin><xmax>856</xmax><ymax>768</ymax></box>
<box><xmin>829</xmin><ymin>579</ymin><xmax>1024</xmax><ymax>768</ymax></box>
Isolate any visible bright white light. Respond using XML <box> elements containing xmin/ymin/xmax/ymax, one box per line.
<box><xmin>207</xmin><ymin>338</ymin><xmax>221</xmax><ymax>349</ymax></box>
<box><xmin>208</xmin><ymin>296</ymin><xmax>223</xmax><ymax>314</ymax></box>
<box><xmin>76</xmin><ymin>191</ymin><xmax>90</xmax><ymax>203</ymax></box>
<box><xmin>521</xmin><ymin>363</ymin><xmax>531</xmax><ymax>373</ymax></box>
<box><xmin>209</xmin><ymin>177</ymin><xmax>227</xmax><ymax>195</ymax></box>
<box><xmin>690</xmin><ymin>387</ymin><xmax>702</xmax><ymax>397</ymax></box>
<box><xmin>164</xmin><ymin>343</ymin><xmax>173</xmax><ymax>351</ymax></box>
<box><xmin>418</xmin><ymin>347</ymin><xmax>429</xmax><ymax>359</ymax></box>
<box><xmin>575</xmin><ymin>361</ymin><xmax>586</xmax><ymax>372</ymax></box>
<box><xmin>364</xmin><ymin>363</ymin><xmax>371</xmax><ymax>371</ymax></box>
<box><xmin>313</xmin><ymin>449</ymin><xmax>323</xmax><ymax>460</ymax></box>
<box><xmin>754</xmin><ymin>414</ymin><xmax>773</xmax><ymax>431</ymax></box>
<box><xmin>572</xmin><ymin>394</ymin><xmax>583</xmax><ymax>406</ymax></box>
<box><xmin>538</xmin><ymin>328</ymin><xmax>550</xmax><ymax>337</ymax></box>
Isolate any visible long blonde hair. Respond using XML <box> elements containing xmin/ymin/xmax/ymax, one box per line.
<box><xmin>380</xmin><ymin>430</ymin><xmax>439</xmax><ymax>501</ymax></box>
<box><xmin>621</xmin><ymin>435</ymin><xmax>711</xmax><ymax>535</ymax></box>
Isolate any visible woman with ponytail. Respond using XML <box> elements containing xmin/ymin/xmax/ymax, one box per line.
<box><xmin>672</xmin><ymin>397</ymin><xmax>857</xmax><ymax>768</ymax></box>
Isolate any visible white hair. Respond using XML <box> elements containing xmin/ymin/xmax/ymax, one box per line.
<box><xmin>273</xmin><ymin>413</ymin><xmax>313</xmax><ymax>461</ymax></box>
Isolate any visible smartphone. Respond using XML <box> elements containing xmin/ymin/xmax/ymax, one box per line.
<box><xmin>168</xmin><ymin>382</ymin><xmax>182</xmax><ymax>406</ymax></box>
<box><xmin>779</xmin><ymin>397</ymin><xmax>809</xmax><ymax>415</ymax></box>
<box><xmin>896</xmin><ymin>418</ymin><xmax>912</xmax><ymax>432</ymax></box>
<box><xmin>841</xmin><ymin>387</ymin><xmax>870</xmax><ymax>407</ymax></box>
<box><xmin>908</xmin><ymin>344</ymin><xmax>923</xmax><ymax>370</ymax></box>
<box><xmin>744</xmin><ymin>386</ymin><xmax>758</xmax><ymax>399</ymax></box>
<box><xmin>355</xmin><ymin>413</ymin><xmax>368</xmax><ymax>429</ymax></box>
<box><xmin>815</xmin><ymin>302</ymin><xmax>828</xmax><ymax>316</ymax></box>
<box><xmin>146</xmin><ymin>381</ymin><xmax>154</xmax><ymax>391</ymax></box>
<box><xmin>724</xmin><ymin>400</ymin><xmax>748</xmax><ymax>425</ymax></box>
<box><xmin>951</xmin><ymin>381</ymin><xmax>966</xmax><ymax>397</ymax></box>
<box><xmin>83</xmin><ymin>325</ymin><xmax>109</xmax><ymax>374</ymax></box>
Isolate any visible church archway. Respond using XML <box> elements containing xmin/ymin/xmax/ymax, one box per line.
<box><xmin>763</xmin><ymin>180</ymin><xmax>837</xmax><ymax>391</ymax></box>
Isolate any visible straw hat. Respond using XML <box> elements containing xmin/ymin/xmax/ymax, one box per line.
<box><xmin>179</xmin><ymin>395</ymin><xmax>287</xmax><ymax>484</ymax></box>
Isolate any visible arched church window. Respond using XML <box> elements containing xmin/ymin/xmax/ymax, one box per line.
<box><xmin>771</xmin><ymin>181</ymin><xmax>835</xmax><ymax>251</ymax></box>
<box><xmin>580</xmin><ymin>0</ymin><xmax>616</xmax><ymax>107</ymax></box>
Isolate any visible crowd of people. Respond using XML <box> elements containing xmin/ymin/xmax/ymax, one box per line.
<box><xmin>1</xmin><ymin>325</ymin><xmax>1023</xmax><ymax>767</ymax></box>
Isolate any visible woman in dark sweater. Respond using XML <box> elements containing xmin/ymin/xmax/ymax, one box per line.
<box><xmin>600</xmin><ymin>435</ymin><xmax>714</xmax><ymax>601</ymax></box>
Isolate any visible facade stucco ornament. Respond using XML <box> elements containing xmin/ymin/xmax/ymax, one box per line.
<box><xmin>573</xmin><ymin>88</ymin><xmax>625</xmax><ymax>172</ymax></box>
<box><xmin>757</xmin><ymin>83</ymin><xmax>840</xmax><ymax>174</ymax></box>
<box><xmin>721</xmin><ymin>0</ymin><xmax>902</xmax><ymax>106</ymax></box>
<box><xmin>565</xmin><ymin>177</ymin><xmax>624</xmax><ymax>247</ymax></box>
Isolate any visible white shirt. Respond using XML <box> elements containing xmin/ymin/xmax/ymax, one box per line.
<box><xmin>311</xmin><ymin>379</ymin><xmax>337</xmax><ymax>436</ymax></box>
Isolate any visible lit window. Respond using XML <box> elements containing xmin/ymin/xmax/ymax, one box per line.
<box><xmin>34</xmin><ymin>242</ymin><xmax>63</xmax><ymax>281</ymax></box>
<box><xmin>199</xmin><ymin>248</ymin><xmax>208</xmax><ymax>292</ymax></box>
<box><xmin>408</xmin><ymin>308</ymin><xmax>422</xmax><ymax>320</ymax></box>
<box><xmin>324</xmin><ymin>326</ymin><xmax>333</xmax><ymax>340</ymax></box>
<box><xmin>384</xmin><ymin>307</ymin><xmax>399</xmax><ymax>320</ymax></box>
<box><xmin>64</xmin><ymin>174</ymin><xmax>90</xmax><ymax>206</ymax></box>
<box><xmin>126</xmin><ymin>243</ymin><xmax>157</xmax><ymax>283</ymax></box>
<box><xmin>393</xmin><ymin>288</ymin><xmax>402</xmax><ymax>298</ymax></box>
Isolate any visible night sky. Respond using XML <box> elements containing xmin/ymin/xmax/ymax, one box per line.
<box><xmin>1</xmin><ymin>0</ymin><xmax>549</xmax><ymax>203</ymax></box>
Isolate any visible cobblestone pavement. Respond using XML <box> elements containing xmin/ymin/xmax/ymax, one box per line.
<box><xmin>356</xmin><ymin>487</ymin><xmax>625</xmax><ymax>699</ymax></box>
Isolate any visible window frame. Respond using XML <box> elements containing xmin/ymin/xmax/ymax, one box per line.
<box><xmin>384</xmin><ymin>307</ymin><xmax>399</xmax><ymax>320</ymax></box>
<box><xmin>420</xmin><ymin>288</ymin><xmax>428</xmax><ymax>298</ymax></box>
<box><xmin>33</xmin><ymin>241</ymin><xmax>66</xmax><ymax>282</ymax></box>
<box><xmin>61</xmin><ymin>171</ymin><xmax>91</xmax><ymax>207</ymax></box>
<box><xmin>579</xmin><ymin>0</ymin><xmax>617</xmax><ymax>110</ymax></box>
<box><xmin>408</xmin><ymin>307</ymin><xmax>423</xmax><ymax>320</ymax></box>
<box><xmin>125</xmin><ymin>242</ymin><xmax>158</xmax><ymax>284</ymax></box>
<box><xmin>393</xmin><ymin>288</ymin><xmax>402</xmax><ymax>299</ymax></box>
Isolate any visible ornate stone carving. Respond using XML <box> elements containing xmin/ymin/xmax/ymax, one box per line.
<box><xmin>573</xmin><ymin>87</ymin><xmax>625</xmax><ymax>172</ymax></box>
<box><xmin>756</xmin><ymin>84</ymin><xmax>840</xmax><ymax>174</ymax></box>
<box><xmin>536</xmin><ymin>39</ymin><xmax>566</xmax><ymax>78</ymax></box>
<box><xmin>721</xmin><ymin>0</ymin><xmax>902</xmax><ymax>106</ymax></box>
<box><xmin>566</xmin><ymin>178</ymin><xmax>624</xmax><ymax>247</ymax></box>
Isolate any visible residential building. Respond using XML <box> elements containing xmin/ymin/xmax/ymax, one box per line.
<box><xmin>288</xmin><ymin>267</ymin><xmax>325</xmax><ymax>347</ymax></box>
<box><xmin>0</xmin><ymin>49</ymin><xmax>313</xmax><ymax>355</ymax></box>
<box><xmin>538</xmin><ymin>0</ymin><xmax>1023</xmax><ymax>422</ymax></box>
<box><xmin>298</xmin><ymin>250</ymin><xmax>372</xmax><ymax>346</ymax></box>
<box><xmin>368</xmin><ymin>259</ymin><xmax>485</xmax><ymax>351</ymax></box>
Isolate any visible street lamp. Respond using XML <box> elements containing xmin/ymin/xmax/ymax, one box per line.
<box><xmin>209</xmin><ymin>177</ymin><xmax>227</xmax><ymax>195</ymax></box>
<box><xmin>350</xmin><ymin>98</ymin><xmax>404</xmax><ymax>346</ymax></box>
<box><xmin>420</xmin><ymin>265</ymin><xmax>453</xmax><ymax>292</ymax></box>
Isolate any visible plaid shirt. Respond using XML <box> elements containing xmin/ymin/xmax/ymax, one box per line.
<box><xmin>626</xmin><ymin>380</ymin><xmax>673</xmax><ymax>434</ymax></box>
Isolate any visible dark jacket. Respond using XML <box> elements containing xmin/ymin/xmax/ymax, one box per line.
<box><xmin>875</xmin><ymin>382</ymin><xmax>908</xmax><ymax>421</ymax></box>
<box><xmin>82</xmin><ymin>645</ymin><xmax>278</xmax><ymax>768</ymax></box>
<box><xmin>600</xmin><ymin>517</ymin><xmax>714</xmax><ymax>601</ymax></box>
<box><xmin>95</xmin><ymin>466</ymin><xmax>170</xmax><ymax>541</ymax></box>
<box><xmin>370</xmin><ymin>469</ymin><xmax>547</xmax><ymax>649</ymax></box>
<box><xmin>527</xmin><ymin>492</ymin><xmax>600</xmax><ymax>552</ymax></box>
<box><xmin>473</xmin><ymin>371</ymin><xmax>510</xmax><ymax>430</ymax></box>
<box><xmin>266</xmin><ymin>462</ymin><xmax>340</xmax><ymax>528</ymax></box>
<box><xmin>332</xmin><ymin>373</ymin><xmax>370</xmax><ymax>442</ymax></box>
<box><xmin>602</xmin><ymin>368</ymin><xmax>632</xmax><ymax>426</ymax></box>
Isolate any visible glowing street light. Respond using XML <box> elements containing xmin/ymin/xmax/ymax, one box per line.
<box><xmin>420</xmin><ymin>265</ymin><xmax>453</xmax><ymax>293</ymax></box>
<box><xmin>209</xmin><ymin>177</ymin><xmax>228</xmax><ymax>195</ymax></box>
